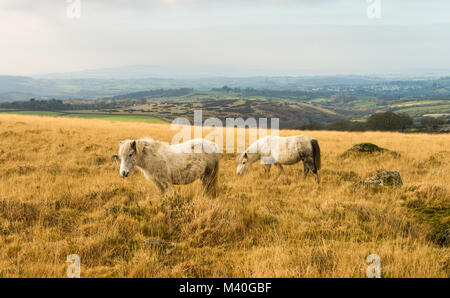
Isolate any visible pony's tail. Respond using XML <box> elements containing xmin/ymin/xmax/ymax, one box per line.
<box><xmin>205</xmin><ymin>159</ymin><xmax>219</xmax><ymax>197</ymax></box>
<box><xmin>311</xmin><ymin>139</ymin><xmax>321</xmax><ymax>171</ymax></box>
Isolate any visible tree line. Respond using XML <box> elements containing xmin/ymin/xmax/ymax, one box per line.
<box><xmin>0</xmin><ymin>98</ymin><xmax>130</xmax><ymax>111</ymax></box>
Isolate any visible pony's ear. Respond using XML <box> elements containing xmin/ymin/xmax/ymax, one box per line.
<box><xmin>236</xmin><ymin>152</ymin><xmax>247</xmax><ymax>162</ymax></box>
<box><xmin>135</xmin><ymin>140</ymin><xmax>146</xmax><ymax>155</ymax></box>
<box><xmin>130</xmin><ymin>140</ymin><xmax>136</xmax><ymax>151</ymax></box>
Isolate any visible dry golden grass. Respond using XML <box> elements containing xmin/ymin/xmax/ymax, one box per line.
<box><xmin>0</xmin><ymin>114</ymin><xmax>449</xmax><ymax>277</ymax></box>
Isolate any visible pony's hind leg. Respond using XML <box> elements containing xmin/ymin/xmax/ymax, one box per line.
<box><xmin>263</xmin><ymin>164</ymin><xmax>272</xmax><ymax>177</ymax></box>
<box><xmin>202</xmin><ymin>175</ymin><xmax>216</xmax><ymax>197</ymax></box>
<box><xmin>312</xmin><ymin>169</ymin><xmax>320</xmax><ymax>184</ymax></box>
<box><xmin>304</xmin><ymin>162</ymin><xmax>320</xmax><ymax>184</ymax></box>
<box><xmin>202</xmin><ymin>161</ymin><xmax>219</xmax><ymax>197</ymax></box>
<box><xmin>303</xmin><ymin>163</ymin><xmax>310</xmax><ymax>179</ymax></box>
<box><xmin>309</xmin><ymin>164</ymin><xmax>320</xmax><ymax>184</ymax></box>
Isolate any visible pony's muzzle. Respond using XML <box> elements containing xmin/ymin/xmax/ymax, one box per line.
<box><xmin>120</xmin><ymin>170</ymin><xmax>129</xmax><ymax>178</ymax></box>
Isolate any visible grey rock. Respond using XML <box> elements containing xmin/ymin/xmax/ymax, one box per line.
<box><xmin>361</xmin><ymin>171</ymin><xmax>403</xmax><ymax>188</ymax></box>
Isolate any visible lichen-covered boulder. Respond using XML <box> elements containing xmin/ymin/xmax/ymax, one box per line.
<box><xmin>361</xmin><ymin>171</ymin><xmax>403</xmax><ymax>188</ymax></box>
<box><xmin>348</xmin><ymin>143</ymin><xmax>387</xmax><ymax>153</ymax></box>
<box><xmin>342</xmin><ymin>143</ymin><xmax>399</xmax><ymax>158</ymax></box>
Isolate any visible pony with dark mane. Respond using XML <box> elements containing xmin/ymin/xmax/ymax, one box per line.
<box><xmin>236</xmin><ymin>135</ymin><xmax>321</xmax><ymax>183</ymax></box>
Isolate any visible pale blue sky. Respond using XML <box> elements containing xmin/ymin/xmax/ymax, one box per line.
<box><xmin>1</xmin><ymin>0</ymin><xmax>449</xmax><ymax>76</ymax></box>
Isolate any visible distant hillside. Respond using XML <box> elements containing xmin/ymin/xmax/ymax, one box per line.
<box><xmin>1</xmin><ymin>71</ymin><xmax>450</xmax><ymax>101</ymax></box>
<box><xmin>119</xmin><ymin>98</ymin><xmax>342</xmax><ymax>128</ymax></box>
<box><xmin>0</xmin><ymin>76</ymin><xmax>35</xmax><ymax>93</ymax></box>
<box><xmin>0</xmin><ymin>92</ymin><xmax>36</xmax><ymax>102</ymax></box>
<box><xmin>34</xmin><ymin>65</ymin><xmax>188</xmax><ymax>80</ymax></box>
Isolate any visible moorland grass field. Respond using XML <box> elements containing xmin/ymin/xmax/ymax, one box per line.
<box><xmin>0</xmin><ymin>114</ymin><xmax>448</xmax><ymax>277</ymax></box>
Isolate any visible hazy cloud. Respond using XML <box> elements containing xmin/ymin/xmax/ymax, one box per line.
<box><xmin>1</xmin><ymin>0</ymin><xmax>449</xmax><ymax>76</ymax></box>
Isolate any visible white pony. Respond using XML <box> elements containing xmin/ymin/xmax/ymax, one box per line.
<box><xmin>236</xmin><ymin>135</ymin><xmax>321</xmax><ymax>183</ymax></box>
<box><xmin>119</xmin><ymin>138</ymin><xmax>220</xmax><ymax>196</ymax></box>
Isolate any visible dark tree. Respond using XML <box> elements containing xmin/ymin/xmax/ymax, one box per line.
<box><xmin>367</xmin><ymin>112</ymin><xmax>412</xmax><ymax>131</ymax></box>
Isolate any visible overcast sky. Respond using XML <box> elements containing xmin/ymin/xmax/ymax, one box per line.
<box><xmin>1</xmin><ymin>0</ymin><xmax>450</xmax><ymax>76</ymax></box>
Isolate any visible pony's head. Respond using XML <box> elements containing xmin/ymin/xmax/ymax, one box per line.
<box><xmin>236</xmin><ymin>152</ymin><xmax>251</xmax><ymax>175</ymax></box>
<box><xmin>118</xmin><ymin>139</ymin><xmax>140</xmax><ymax>178</ymax></box>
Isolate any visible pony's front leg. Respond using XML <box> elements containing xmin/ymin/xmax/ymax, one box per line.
<box><xmin>154</xmin><ymin>179</ymin><xmax>175</xmax><ymax>196</ymax></box>
<box><xmin>275</xmin><ymin>164</ymin><xmax>285</xmax><ymax>177</ymax></box>
<box><xmin>162</xmin><ymin>184</ymin><xmax>176</xmax><ymax>195</ymax></box>
<box><xmin>263</xmin><ymin>164</ymin><xmax>271</xmax><ymax>177</ymax></box>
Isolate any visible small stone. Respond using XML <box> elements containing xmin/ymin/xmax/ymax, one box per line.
<box><xmin>445</xmin><ymin>229</ymin><xmax>450</xmax><ymax>245</ymax></box>
<box><xmin>93</xmin><ymin>156</ymin><xmax>106</xmax><ymax>166</ymax></box>
<box><xmin>141</xmin><ymin>238</ymin><xmax>176</xmax><ymax>254</ymax></box>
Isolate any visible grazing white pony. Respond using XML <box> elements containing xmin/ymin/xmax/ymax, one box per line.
<box><xmin>236</xmin><ymin>135</ymin><xmax>321</xmax><ymax>183</ymax></box>
<box><xmin>119</xmin><ymin>138</ymin><xmax>220</xmax><ymax>196</ymax></box>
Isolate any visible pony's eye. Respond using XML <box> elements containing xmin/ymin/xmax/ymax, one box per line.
<box><xmin>243</xmin><ymin>161</ymin><xmax>246</xmax><ymax>165</ymax></box>
<box><xmin>129</xmin><ymin>153</ymin><xmax>133</xmax><ymax>157</ymax></box>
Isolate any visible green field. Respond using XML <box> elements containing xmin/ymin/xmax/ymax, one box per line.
<box><xmin>393</xmin><ymin>104</ymin><xmax>450</xmax><ymax>117</ymax></box>
<box><xmin>390</xmin><ymin>100</ymin><xmax>447</xmax><ymax>108</ymax></box>
<box><xmin>423</xmin><ymin>113</ymin><xmax>450</xmax><ymax>118</ymax></box>
<box><xmin>0</xmin><ymin>110</ymin><xmax>63</xmax><ymax>116</ymax></box>
<box><xmin>353</xmin><ymin>101</ymin><xmax>377</xmax><ymax>108</ymax></box>
<box><xmin>0</xmin><ymin>110</ymin><xmax>167</xmax><ymax>124</ymax></box>
<box><xmin>310</xmin><ymin>97</ymin><xmax>330</xmax><ymax>103</ymax></box>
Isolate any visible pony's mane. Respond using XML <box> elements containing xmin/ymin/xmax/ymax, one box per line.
<box><xmin>138</xmin><ymin>137</ymin><xmax>169</xmax><ymax>146</ymax></box>
<box><xmin>136</xmin><ymin>137</ymin><xmax>170</xmax><ymax>156</ymax></box>
<box><xmin>236</xmin><ymin>151</ymin><xmax>246</xmax><ymax>162</ymax></box>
